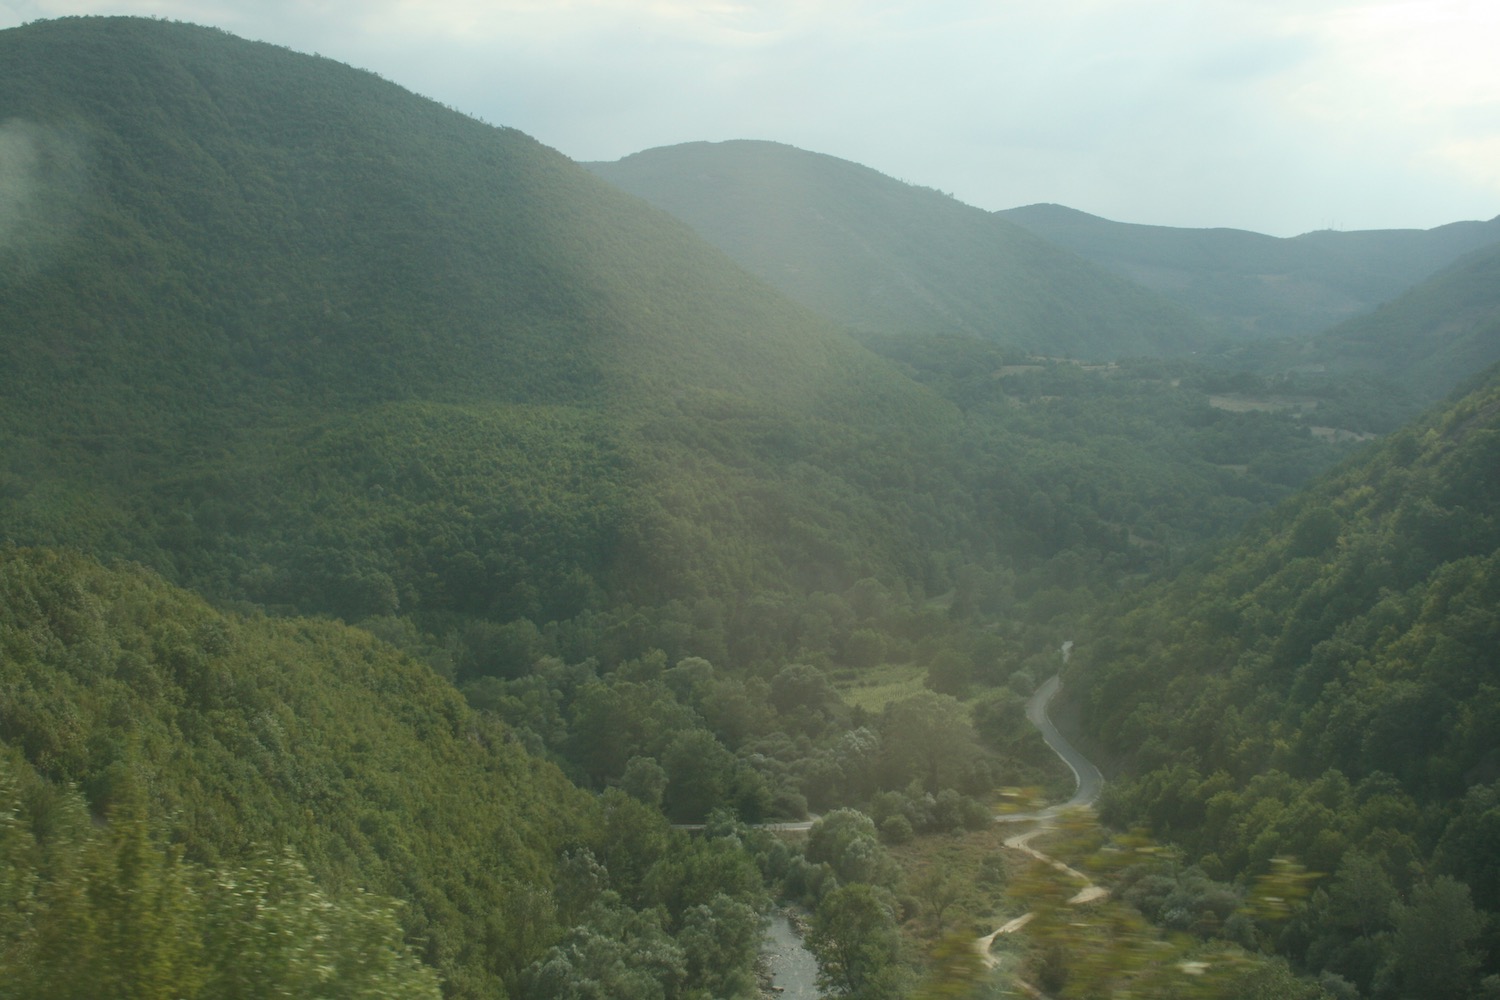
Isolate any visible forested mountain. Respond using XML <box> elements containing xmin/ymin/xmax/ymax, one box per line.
<box><xmin>587</xmin><ymin>140</ymin><xmax>1215</xmax><ymax>360</ymax></box>
<box><xmin>1232</xmin><ymin>241</ymin><xmax>1500</xmax><ymax>409</ymax></box>
<box><xmin>1000</xmin><ymin>202</ymin><xmax>1500</xmax><ymax>342</ymax></box>
<box><xmin>0</xmin><ymin>15</ymin><xmax>972</xmax><ymax>624</ymax></box>
<box><xmin>1070</xmin><ymin>363</ymin><xmax>1500</xmax><ymax>996</ymax></box>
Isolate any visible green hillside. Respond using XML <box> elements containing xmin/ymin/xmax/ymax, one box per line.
<box><xmin>0</xmin><ymin>16</ymin><xmax>1352</xmax><ymax>639</ymax></box>
<box><xmin>0</xmin><ymin>15</ymin><xmax>975</xmax><ymax>622</ymax></box>
<box><xmin>1236</xmin><ymin>241</ymin><xmax>1500</xmax><ymax>408</ymax></box>
<box><xmin>1069</xmin><ymin>364</ymin><xmax>1500</xmax><ymax>994</ymax></box>
<box><xmin>1001</xmin><ymin>202</ymin><xmax>1500</xmax><ymax>342</ymax></box>
<box><xmin>588</xmin><ymin>140</ymin><xmax>1215</xmax><ymax>360</ymax></box>
<box><xmin>0</xmin><ymin>547</ymin><xmax>790</xmax><ymax>1000</ymax></box>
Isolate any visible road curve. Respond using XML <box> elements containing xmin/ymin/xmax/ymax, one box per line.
<box><xmin>977</xmin><ymin>666</ymin><xmax>1110</xmax><ymax>974</ymax></box>
<box><xmin>1026</xmin><ymin>674</ymin><xmax>1103</xmax><ymax>811</ymax></box>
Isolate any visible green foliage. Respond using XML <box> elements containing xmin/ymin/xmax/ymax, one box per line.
<box><xmin>0</xmin><ymin>762</ymin><xmax>441</xmax><ymax>1000</ymax></box>
<box><xmin>1076</xmin><ymin>365</ymin><xmax>1500</xmax><ymax>987</ymax></box>
<box><xmin>875</xmin><ymin>692</ymin><xmax>984</xmax><ymax>796</ymax></box>
<box><xmin>807</xmin><ymin>883</ymin><xmax>907</xmax><ymax>999</ymax></box>
<box><xmin>0</xmin><ymin>548</ymin><xmax>589</xmax><ymax>995</ymax></box>
<box><xmin>0</xmin><ymin>547</ymin><xmax>792</xmax><ymax>996</ymax></box>
<box><xmin>806</xmin><ymin>809</ymin><xmax>900</xmax><ymax>890</ymax></box>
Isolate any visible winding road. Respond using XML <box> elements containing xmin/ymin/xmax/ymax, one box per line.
<box><xmin>977</xmin><ymin>663</ymin><xmax>1109</xmax><ymax>972</ymax></box>
<box><xmin>1017</xmin><ymin>673</ymin><xmax>1104</xmax><ymax>815</ymax></box>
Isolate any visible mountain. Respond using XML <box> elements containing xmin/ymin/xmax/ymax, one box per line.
<box><xmin>587</xmin><ymin>140</ymin><xmax>1216</xmax><ymax>360</ymax></box>
<box><xmin>1070</xmin><ymin>362</ymin><xmax>1500</xmax><ymax>994</ymax></box>
<box><xmin>0</xmin><ymin>16</ymin><xmax>981</xmax><ymax>625</ymax></box>
<box><xmin>1000</xmin><ymin>202</ymin><xmax>1500</xmax><ymax>341</ymax></box>
<box><xmin>1240</xmin><ymin>240</ymin><xmax>1500</xmax><ymax>407</ymax></box>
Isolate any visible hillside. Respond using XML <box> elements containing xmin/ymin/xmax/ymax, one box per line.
<box><xmin>0</xmin><ymin>15</ymin><xmax>982</xmax><ymax>624</ymax></box>
<box><xmin>1001</xmin><ymin>202</ymin><xmax>1500</xmax><ymax>341</ymax></box>
<box><xmin>1235</xmin><ymin>240</ymin><xmax>1500</xmax><ymax>409</ymax></box>
<box><xmin>0</xmin><ymin>547</ymin><xmax>792</xmax><ymax>1000</ymax></box>
<box><xmin>1069</xmin><ymin>363</ymin><xmax>1500</xmax><ymax>994</ymax></box>
<box><xmin>587</xmin><ymin>140</ymin><xmax>1215</xmax><ymax>360</ymax></box>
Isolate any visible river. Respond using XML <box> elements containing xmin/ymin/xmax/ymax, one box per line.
<box><xmin>762</xmin><ymin>911</ymin><xmax>821</xmax><ymax>999</ymax></box>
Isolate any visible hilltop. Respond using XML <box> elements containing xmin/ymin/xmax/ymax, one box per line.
<box><xmin>588</xmin><ymin>140</ymin><xmax>1215</xmax><ymax>360</ymax></box>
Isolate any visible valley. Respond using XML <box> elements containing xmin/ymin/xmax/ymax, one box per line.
<box><xmin>2</xmin><ymin>14</ymin><xmax>1499</xmax><ymax>1000</ymax></box>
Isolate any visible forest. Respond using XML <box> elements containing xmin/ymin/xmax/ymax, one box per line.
<box><xmin>2</xmin><ymin>14</ymin><xmax>1499</xmax><ymax>1000</ymax></box>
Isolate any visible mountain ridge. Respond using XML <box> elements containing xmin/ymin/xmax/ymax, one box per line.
<box><xmin>588</xmin><ymin>139</ymin><xmax>1217</xmax><ymax>360</ymax></box>
<box><xmin>1001</xmin><ymin>201</ymin><xmax>1500</xmax><ymax>341</ymax></box>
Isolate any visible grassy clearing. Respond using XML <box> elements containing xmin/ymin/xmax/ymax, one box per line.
<box><xmin>833</xmin><ymin>661</ymin><xmax>928</xmax><ymax>713</ymax></box>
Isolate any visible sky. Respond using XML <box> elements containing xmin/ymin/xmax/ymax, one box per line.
<box><xmin>2</xmin><ymin>0</ymin><xmax>1497</xmax><ymax>236</ymax></box>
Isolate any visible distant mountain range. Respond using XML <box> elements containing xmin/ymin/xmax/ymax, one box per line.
<box><xmin>588</xmin><ymin>140</ymin><xmax>1215</xmax><ymax>360</ymax></box>
<box><xmin>1000</xmin><ymin>202</ymin><xmax>1500</xmax><ymax>341</ymax></box>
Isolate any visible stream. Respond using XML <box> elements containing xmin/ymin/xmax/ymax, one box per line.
<box><xmin>762</xmin><ymin>911</ymin><xmax>821</xmax><ymax>998</ymax></box>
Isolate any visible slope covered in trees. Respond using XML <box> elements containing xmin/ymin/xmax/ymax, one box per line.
<box><xmin>1070</xmin><ymin>364</ymin><xmax>1500</xmax><ymax>996</ymax></box>
<box><xmin>0</xmin><ymin>15</ymin><xmax>965</xmax><ymax>621</ymax></box>
<box><xmin>588</xmin><ymin>140</ymin><xmax>1215</xmax><ymax>360</ymax></box>
<box><xmin>1233</xmin><ymin>241</ymin><xmax>1500</xmax><ymax>411</ymax></box>
<box><xmin>0</xmin><ymin>548</ymin><xmax>778</xmax><ymax>999</ymax></box>
<box><xmin>1001</xmin><ymin>202</ymin><xmax>1500</xmax><ymax>342</ymax></box>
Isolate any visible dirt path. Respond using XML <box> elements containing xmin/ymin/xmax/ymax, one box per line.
<box><xmin>976</xmin><ymin>665</ymin><xmax>1108</xmax><ymax>973</ymax></box>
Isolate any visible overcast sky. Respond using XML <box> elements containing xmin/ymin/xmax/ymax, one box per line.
<box><xmin>3</xmin><ymin>0</ymin><xmax>1497</xmax><ymax>236</ymax></box>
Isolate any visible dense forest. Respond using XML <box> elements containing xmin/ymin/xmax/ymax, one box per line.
<box><xmin>1072</xmin><ymin>366</ymin><xmax>1500</xmax><ymax>997</ymax></box>
<box><xmin>2</xmin><ymin>13</ymin><xmax>1498</xmax><ymax>1000</ymax></box>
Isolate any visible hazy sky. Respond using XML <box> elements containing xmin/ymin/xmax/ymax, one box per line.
<box><xmin>3</xmin><ymin>0</ymin><xmax>1497</xmax><ymax>235</ymax></box>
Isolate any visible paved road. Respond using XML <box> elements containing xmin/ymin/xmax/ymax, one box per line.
<box><xmin>994</xmin><ymin>672</ymin><xmax>1104</xmax><ymax>823</ymax></box>
<box><xmin>1026</xmin><ymin>674</ymin><xmax>1103</xmax><ymax>810</ymax></box>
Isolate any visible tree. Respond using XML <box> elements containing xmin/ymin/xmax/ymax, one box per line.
<box><xmin>619</xmin><ymin>756</ymin><xmax>668</xmax><ymax>808</ymax></box>
<box><xmin>876</xmin><ymin>692</ymin><xmax>981</xmax><ymax>795</ymax></box>
<box><xmin>806</xmin><ymin>809</ymin><xmax>898</xmax><ymax>889</ymax></box>
<box><xmin>677</xmin><ymin>892</ymin><xmax>766</xmax><ymax>999</ymax></box>
<box><xmin>913</xmin><ymin>867</ymin><xmax>963</xmax><ymax>932</ymax></box>
<box><xmin>925</xmin><ymin>648</ymin><xmax>974</xmax><ymax>697</ymax></box>
<box><xmin>807</xmin><ymin>883</ymin><xmax>905</xmax><ymax>999</ymax></box>
<box><xmin>1376</xmin><ymin>876</ymin><xmax>1483</xmax><ymax>1000</ymax></box>
<box><xmin>661</xmin><ymin>729</ymin><xmax>737</xmax><ymax>823</ymax></box>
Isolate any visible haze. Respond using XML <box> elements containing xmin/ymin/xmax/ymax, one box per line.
<box><xmin>3</xmin><ymin>0</ymin><xmax>1496</xmax><ymax>235</ymax></box>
